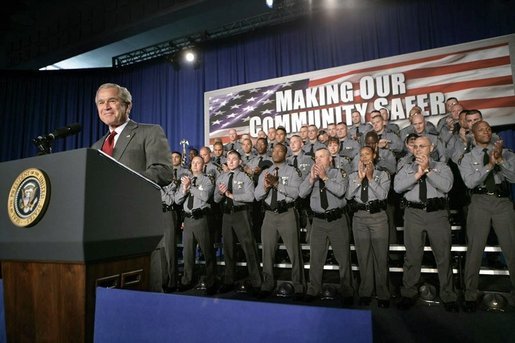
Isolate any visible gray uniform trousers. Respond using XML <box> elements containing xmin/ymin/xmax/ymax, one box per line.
<box><xmin>402</xmin><ymin>208</ymin><xmax>457</xmax><ymax>302</ymax></box>
<box><xmin>182</xmin><ymin>216</ymin><xmax>217</xmax><ymax>287</ymax></box>
<box><xmin>352</xmin><ymin>210</ymin><xmax>390</xmax><ymax>300</ymax></box>
<box><xmin>464</xmin><ymin>194</ymin><xmax>515</xmax><ymax>302</ymax></box>
<box><xmin>261</xmin><ymin>208</ymin><xmax>305</xmax><ymax>293</ymax></box>
<box><xmin>307</xmin><ymin>216</ymin><xmax>353</xmax><ymax>297</ymax></box>
<box><xmin>162</xmin><ymin>209</ymin><xmax>178</xmax><ymax>289</ymax></box>
<box><xmin>222</xmin><ymin>210</ymin><xmax>262</xmax><ymax>288</ymax></box>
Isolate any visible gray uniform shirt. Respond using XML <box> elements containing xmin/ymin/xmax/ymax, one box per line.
<box><xmin>287</xmin><ymin>151</ymin><xmax>313</xmax><ymax>180</ymax></box>
<box><xmin>175</xmin><ymin>174</ymin><xmax>214</xmax><ymax>212</ymax></box>
<box><xmin>338</xmin><ymin>138</ymin><xmax>361</xmax><ymax>160</ymax></box>
<box><xmin>347</xmin><ymin>170</ymin><xmax>390</xmax><ymax>203</ymax></box>
<box><xmin>298</xmin><ymin>168</ymin><xmax>348</xmax><ymax>212</ymax></box>
<box><xmin>458</xmin><ymin>145</ymin><xmax>515</xmax><ymax>189</ymax></box>
<box><xmin>394</xmin><ymin>160</ymin><xmax>453</xmax><ymax>202</ymax></box>
<box><xmin>214</xmin><ymin>169</ymin><xmax>255</xmax><ymax>205</ymax></box>
<box><xmin>255</xmin><ymin>162</ymin><xmax>302</xmax><ymax>205</ymax></box>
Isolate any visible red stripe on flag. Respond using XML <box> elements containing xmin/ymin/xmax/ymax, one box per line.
<box><xmin>403</xmin><ymin>56</ymin><xmax>511</xmax><ymax>79</ymax></box>
<box><xmin>308</xmin><ymin>43</ymin><xmax>509</xmax><ymax>88</ymax></box>
<box><xmin>459</xmin><ymin>96</ymin><xmax>515</xmax><ymax>110</ymax></box>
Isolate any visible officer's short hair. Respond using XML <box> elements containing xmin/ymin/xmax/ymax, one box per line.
<box><xmin>227</xmin><ymin>150</ymin><xmax>241</xmax><ymax>159</ymax></box>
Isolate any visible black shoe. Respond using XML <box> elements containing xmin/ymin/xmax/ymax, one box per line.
<box><xmin>303</xmin><ymin>294</ymin><xmax>317</xmax><ymax>302</ymax></box>
<box><xmin>463</xmin><ymin>301</ymin><xmax>477</xmax><ymax>313</ymax></box>
<box><xmin>378</xmin><ymin>299</ymin><xmax>390</xmax><ymax>308</ymax></box>
<box><xmin>205</xmin><ymin>285</ymin><xmax>218</xmax><ymax>296</ymax></box>
<box><xmin>341</xmin><ymin>296</ymin><xmax>354</xmax><ymax>307</ymax></box>
<box><xmin>397</xmin><ymin>296</ymin><xmax>415</xmax><ymax>310</ymax></box>
<box><xmin>218</xmin><ymin>284</ymin><xmax>235</xmax><ymax>294</ymax></box>
<box><xmin>359</xmin><ymin>297</ymin><xmax>371</xmax><ymax>306</ymax></box>
<box><xmin>177</xmin><ymin>283</ymin><xmax>193</xmax><ymax>292</ymax></box>
<box><xmin>443</xmin><ymin>301</ymin><xmax>460</xmax><ymax>312</ymax></box>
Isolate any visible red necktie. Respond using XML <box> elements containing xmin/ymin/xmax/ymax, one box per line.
<box><xmin>102</xmin><ymin>131</ymin><xmax>117</xmax><ymax>156</ymax></box>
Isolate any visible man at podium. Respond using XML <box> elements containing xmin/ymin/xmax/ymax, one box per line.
<box><xmin>91</xmin><ymin>82</ymin><xmax>173</xmax><ymax>186</ymax></box>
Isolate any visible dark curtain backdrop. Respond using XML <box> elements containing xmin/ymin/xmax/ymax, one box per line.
<box><xmin>1</xmin><ymin>0</ymin><xmax>515</xmax><ymax>162</ymax></box>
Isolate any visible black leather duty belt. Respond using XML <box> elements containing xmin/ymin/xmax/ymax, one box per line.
<box><xmin>401</xmin><ymin>197</ymin><xmax>447</xmax><ymax>212</ymax></box>
<box><xmin>312</xmin><ymin>208</ymin><xmax>344</xmax><ymax>222</ymax></box>
<box><xmin>264</xmin><ymin>201</ymin><xmax>295</xmax><ymax>214</ymax></box>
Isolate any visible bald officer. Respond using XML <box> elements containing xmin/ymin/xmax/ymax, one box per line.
<box><xmin>394</xmin><ymin>136</ymin><xmax>459</xmax><ymax>312</ymax></box>
<box><xmin>299</xmin><ymin>148</ymin><xmax>354</xmax><ymax>306</ymax></box>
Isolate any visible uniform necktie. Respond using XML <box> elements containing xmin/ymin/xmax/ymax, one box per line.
<box><xmin>101</xmin><ymin>131</ymin><xmax>117</xmax><ymax>156</ymax></box>
<box><xmin>216</xmin><ymin>157</ymin><xmax>221</xmax><ymax>165</ymax></box>
<box><xmin>361</xmin><ymin>178</ymin><xmax>369</xmax><ymax>203</ymax></box>
<box><xmin>270</xmin><ymin>167</ymin><xmax>279</xmax><ymax>210</ymax></box>
<box><xmin>293</xmin><ymin>155</ymin><xmax>298</xmax><ymax>168</ymax></box>
<box><xmin>332</xmin><ymin>156</ymin><xmax>336</xmax><ymax>168</ymax></box>
<box><xmin>226</xmin><ymin>172</ymin><xmax>234</xmax><ymax>209</ymax></box>
<box><xmin>309</xmin><ymin>143</ymin><xmax>314</xmax><ymax>156</ymax></box>
<box><xmin>355</xmin><ymin>126</ymin><xmax>360</xmax><ymax>138</ymax></box>
<box><xmin>230</xmin><ymin>143</ymin><xmax>234</xmax><ymax>151</ymax></box>
<box><xmin>203</xmin><ymin>165</ymin><xmax>207</xmax><ymax>174</ymax></box>
<box><xmin>483</xmin><ymin>148</ymin><xmax>496</xmax><ymax>192</ymax></box>
<box><xmin>340</xmin><ymin>141</ymin><xmax>344</xmax><ymax>153</ymax></box>
<box><xmin>319</xmin><ymin>179</ymin><xmax>329</xmax><ymax>210</ymax></box>
<box><xmin>419</xmin><ymin>175</ymin><xmax>427</xmax><ymax>203</ymax></box>
<box><xmin>173</xmin><ymin>168</ymin><xmax>177</xmax><ymax>180</ymax></box>
<box><xmin>187</xmin><ymin>177</ymin><xmax>197</xmax><ymax>210</ymax></box>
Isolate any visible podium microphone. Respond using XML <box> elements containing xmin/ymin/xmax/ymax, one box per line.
<box><xmin>33</xmin><ymin>123</ymin><xmax>82</xmax><ymax>155</ymax></box>
<box><xmin>39</xmin><ymin>123</ymin><xmax>82</xmax><ymax>141</ymax></box>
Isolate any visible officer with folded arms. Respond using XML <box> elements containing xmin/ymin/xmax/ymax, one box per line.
<box><xmin>394</xmin><ymin>136</ymin><xmax>459</xmax><ymax>311</ymax></box>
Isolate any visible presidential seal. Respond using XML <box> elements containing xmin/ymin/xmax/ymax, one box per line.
<box><xmin>7</xmin><ymin>168</ymin><xmax>50</xmax><ymax>227</ymax></box>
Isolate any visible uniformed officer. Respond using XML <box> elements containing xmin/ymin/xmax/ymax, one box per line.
<box><xmin>302</xmin><ymin>125</ymin><xmax>326</xmax><ymax>156</ymax></box>
<box><xmin>349</xmin><ymin>110</ymin><xmax>372</xmax><ymax>141</ymax></box>
<box><xmin>160</xmin><ymin>178</ymin><xmax>180</xmax><ymax>292</ymax></box>
<box><xmin>255</xmin><ymin>143</ymin><xmax>305</xmax><ymax>297</ymax></box>
<box><xmin>175</xmin><ymin>156</ymin><xmax>217</xmax><ymax>295</ymax></box>
<box><xmin>369</xmin><ymin>111</ymin><xmax>403</xmax><ymax>154</ymax></box>
<box><xmin>352</xmin><ymin>131</ymin><xmax>396</xmax><ymax>175</ymax></box>
<box><xmin>336</xmin><ymin>122</ymin><xmax>360</xmax><ymax>162</ymax></box>
<box><xmin>224</xmin><ymin>128</ymin><xmax>242</xmax><ymax>154</ymax></box>
<box><xmin>347</xmin><ymin>146</ymin><xmax>391</xmax><ymax>308</ymax></box>
<box><xmin>327</xmin><ymin>137</ymin><xmax>352</xmax><ymax>175</ymax></box>
<box><xmin>458</xmin><ymin>121</ymin><xmax>515</xmax><ymax>312</ymax></box>
<box><xmin>379</xmin><ymin>107</ymin><xmax>400</xmax><ymax>136</ymax></box>
<box><xmin>401</xmin><ymin>113</ymin><xmax>446</xmax><ymax>162</ymax></box>
<box><xmin>215</xmin><ymin>150</ymin><xmax>262</xmax><ymax>293</ymax></box>
<box><xmin>394</xmin><ymin>136</ymin><xmax>459</xmax><ymax>311</ymax></box>
<box><xmin>212</xmin><ymin>141</ymin><xmax>227</xmax><ymax>167</ymax></box>
<box><xmin>299</xmin><ymin>148</ymin><xmax>354</xmax><ymax>305</ymax></box>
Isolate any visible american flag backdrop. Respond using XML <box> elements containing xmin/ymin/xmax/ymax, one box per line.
<box><xmin>205</xmin><ymin>34</ymin><xmax>515</xmax><ymax>145</ymax></box>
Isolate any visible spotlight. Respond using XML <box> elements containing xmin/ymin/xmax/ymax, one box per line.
<box><xmin>276</xmin><ymin>282</ymin><xmax>294</xmax><ymax>297</ymax></box>
<box><xmin>266</xmin><ymin>0</ymin><xmax>274</xmax><ymax>9</ymax></box>
<box><xmin>321</xmin><ymin>285</ymin><xmax>336</xmax><ymax>300</ymax></box>
<box><xmin>418</xmin><ymin>283</ymin><xmax>437</xmax><ymax>303</ymax></box>
<box><xmin>184</xmin><ymin>50</ymin><xmax>196</xmax><ymax>63</ymax></box>
<box><xmin>482</xmin><ymin>293</ymin><xmax>507</xmax><ymax>312</ymax></box>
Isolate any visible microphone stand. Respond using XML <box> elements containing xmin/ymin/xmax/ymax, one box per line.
<box><xmin>32</xmin><ymin>136</ymin><xmax>53</xmax><ymax>155</ymax></box>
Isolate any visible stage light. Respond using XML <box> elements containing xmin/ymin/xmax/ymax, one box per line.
<box><xmin>266</xmin><ymin>0</ymin><xmax>274</xmax><ymax>9</ymax></box>
<box><xmin>321</xmin><ymin>285</ymin><xmax>336</xmax><ymax>300</ymax></box>
<box><xmin>418</xmin><ymin>283</ymin><xmax>437</xmax><ymax>302</ymax></box>
<box><xmin>184</xmin><ymin>50</ymin><xmax>196</xmax><ymax>63</ymax></box>
<box><xmin>276</xmin><ymin>282</ymin><xmax>294</xmax><ymax>297</ymax></box>
<box><xmin>482</xmin><ymin>293</ymin><xmax>507</xmax><ymax>312</ymax></box>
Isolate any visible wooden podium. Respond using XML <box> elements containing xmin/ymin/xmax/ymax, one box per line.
<box><xmin>0</xmin><ymin>149</ymin><xmax>165</xmax><ymax>342</ymax></box>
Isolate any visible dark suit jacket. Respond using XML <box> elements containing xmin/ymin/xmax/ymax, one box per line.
<box><xmin>92</xmin><ymin>120</ymin><xmax>173</xmax><ymax>186</ymax></box>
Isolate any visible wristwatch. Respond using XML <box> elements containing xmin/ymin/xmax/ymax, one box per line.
<box><xmin>423</xmin><ymin>168</ymin><xmax>431</xmax><ymax>174</ymax></box>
